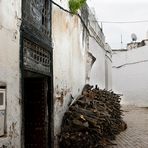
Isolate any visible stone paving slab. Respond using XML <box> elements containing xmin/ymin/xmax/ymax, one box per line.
<box><xmin>108</xmin><ymin>106</ymin><xmax>148</xmax><ymax>148</ymax></box>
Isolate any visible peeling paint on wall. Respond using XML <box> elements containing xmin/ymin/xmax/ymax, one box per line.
<box><xmin>12</xmin><ymin>30</ymin><xmax>18</xmax><ymax>41</ymax></box>
<box><xmin>0</xmin><ymin>0</ymin><xmax>21</xmax><ymax>147</ymax></box>
<box><xmin>9</xmin><ymin>122</ymin><xmax>19</xmax><ymax>139</ymax></box>
<box><xmin>52</xmin><ymin>3</ymin><xmax>111</xmax><ymax>148</ymax></box>
<box><xmin>55</xmin><ymin>84</ymin><xmax>72</xmax><ymax>106</ymax></box>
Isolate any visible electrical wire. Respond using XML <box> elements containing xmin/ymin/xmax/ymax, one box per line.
<box><xmin>112</xmin><ymin>59</ymin><xmax>148</xmax><ymax>68</ymax></box>
<box><xmin>92</xmin><ymin>20</ymin><xmax>148</xmax><ymax>24</ymax></box>
<box><xmin>51</xmin><ymin>0</ymin><xmax>108</xmax><ymax>50</ymax></box>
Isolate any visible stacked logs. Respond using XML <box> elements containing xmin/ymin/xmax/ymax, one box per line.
<box><xmin>59</xmin><ymin>85</ymin><xmax>127</xmax><ymax>148</ymax></box>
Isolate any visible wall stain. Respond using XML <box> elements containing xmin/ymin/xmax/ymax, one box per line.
<box><xmin>73</xmin><ymin>16</ymin><xmax>79</xmax><ymax>28</ymax></box>
<box><xmin>12</xmin><ymin>30</ymin><xmax>18</xmax><ymax>41</ymax></box>
<box><xmin>55</xmin><ymin>85</ymin><xmax>71</xmax><ymax>106</ymax></box>
<box><xmin>9</xmin><ymin>122</ymin><xmax>19</xmax><ymax>139</ymax></box>
<box><xmin>0</xmin><ymin>25</ymin><xmax>3</xmax><ymax>30</ymax></box>
<box><xmin>56</xmin><ymin>92</ymin><xmax>64</xmax><ymax>106</ymax></box>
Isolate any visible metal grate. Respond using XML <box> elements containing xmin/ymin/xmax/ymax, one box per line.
<box><xmin>23</xmin><ymin>39</ymin><xmax>50</xmax><ymax>75</ymax></box>
<box><xmin>23</xmin><ymin>0</ymin><xmax>51</xmax><ymax>38</ymax></box>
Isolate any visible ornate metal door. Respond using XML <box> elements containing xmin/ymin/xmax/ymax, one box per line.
<box><xmin>22</xmin><ymin>0</ymin><xmax>53</xmax><ymax>147</ymax></box>
<box><xmin>24</xmin><ymin>78</ymin><xmax>48</xmax><ymax>148</ymax></box>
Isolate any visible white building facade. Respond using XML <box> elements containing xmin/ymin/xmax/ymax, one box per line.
<box><xmin>0</xmin><ymin>0</ymin><xmax>21</xmax><ymax>147</ymax></box>
<box><xmin>52</xmin><ymin>1</ymin><xmax>112</xmax><ymax>146</ymax></box>
<box><xmin>112</xmin><ymin>40</ymin><xmax>148</xmax><ymax>107</ymax></box>
<box><xmin>0</xmin><ymin>0</ymin><xmax>112</xmax><ymax>147</ymax></box>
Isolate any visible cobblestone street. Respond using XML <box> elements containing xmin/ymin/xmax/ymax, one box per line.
<box><xmin>109</xmin><ymin>106</ymin><xmax>148</xmax><ymax>148</ymax></box>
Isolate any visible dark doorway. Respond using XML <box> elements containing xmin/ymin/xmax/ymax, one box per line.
<box><xmin>24</xmin><ymin>72</ymin><xmax>50</xmax><ymax>148</ymax></box>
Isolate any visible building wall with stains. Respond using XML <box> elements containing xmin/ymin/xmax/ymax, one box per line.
<box><xmin>89</xmin><ymin>36</ymin><xmax>106</xmax><ymax>88</ymax></box>
<box><xmin>88</xmin><ymin>10</ymin><xmax>112</xmax><ymax>90</ymax></box>
<box><xmin>52</xmin><ymin>1</ymin><xmax>87</xmax><ymax>144</ymax></box>
<box><xmin>52</xmin><ymin>1</ymin><xmax>112</xmax><ymax>146</ymax></box>
<box><xmin>0</xmin><ymin>0</ymin><xmax>21</xmax><ymax>147</ymax></box>
<box><xmin>88</xmin><ymin>39</ymin><xmax>112</xmax><ymax>90</ymax></box>
<box><xmin>105</xmin><ymin>43</ymin><xmax>112</xmax><ymax>90</ymax></box>
<box><xmin>112</xmin><ymin>45</ymin><xmax>148</xmax><ymax>107</ymax></box>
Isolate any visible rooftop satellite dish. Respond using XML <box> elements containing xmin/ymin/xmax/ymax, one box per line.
<box><xmin>131</xmin><ymin>33</ymin><xmax>137</xmax><ymax>42</ymax></box>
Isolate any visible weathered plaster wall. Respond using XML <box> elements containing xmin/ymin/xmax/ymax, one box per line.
<box><xmin>88</xmin><ymin>12</ymin><xmax>112</xmax><ymax>90</ymax></box>
<box><xmin>105</xmin><ymin>44</ymin><xmax>112</xmax><ymax>90</ymax></box>
<box><xmin>52</xmin><ymin>2</ymin><xmax>112</xmax><ymax>147</ymax></box>
<box><xmin>52</xmin><ymin>2</ymin><xmax>87</xmax><ymax>144</ymax></box>
<box><xmin>87</xmin><ymin>9</ymin><xmax>109</xmax><ymax>89</ymax></box>
<box><xmin>0</xmin><ymin>0</ymin><xmax>21</xmax><ymax>147</ymax></box>
<box><xmin>112</xmin><ymin>45</ymin><xmax>148</xmax><ymax>107</ymax></box>
<box><xmin>89</xmin><ymin>36</ymin><xmax>106</xmax><ymax>88</ymax></box>
<box><xmin>105</xmin><ymin>57</ymin><xmax>112</xmax><ymax>90</ymax></box>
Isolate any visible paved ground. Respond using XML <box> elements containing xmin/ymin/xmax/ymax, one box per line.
<box><xmin>108</xmin><ymin>106</ymin><xmax>148</xmax><ymax>148</ymax></box>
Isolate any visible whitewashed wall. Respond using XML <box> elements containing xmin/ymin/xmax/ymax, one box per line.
<box><xmin>52</xmin><ymin>2</ymin><xmax>87</xmax><ymax>145</ymax></box>
<box><xmin>52</xmin><ymin>1</ymin><xmax>112</xmax><ymax>146</ymax></box>
<box><xmin>0</xmin><ymin>0</ymin><xmax>21</xmax><ymax>147</ymax></box>
<box><xmin>89</xmin><ymin>37</ymin><xmax>106</xmax><ymax>88</ymax></box>
<box><xmin>105</xmin><ymin>44</ymin><xmax>112</xmax><ymax>90</ymax></box>
<box><xmin>89</xmin><ymin>38</ymin><xmax>112</xmax><ymax>90</ymax></box>
<box><xmin>112</xmin><ymin>45</ymin><xmax>148</xmax><ymax>107</ymax></box>
<box><xmin>88</xmin><ymin>10</ymin><xmax>112</xmax><ymax>90</ymax></box>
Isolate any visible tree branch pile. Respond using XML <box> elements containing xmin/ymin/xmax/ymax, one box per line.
<box><xmin>59</xmin><ymin>85</ymin><xmax>127</xmax><ymax>148</ymax></box>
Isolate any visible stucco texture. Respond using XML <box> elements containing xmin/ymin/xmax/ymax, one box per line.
<box><xmin>113</xmin><ymin>45</ymin><xmax>148</xmax><ymax>107</ymax></box>
<box><xmin>0</xmin><ymin>0</ymin><xmax>21</xmax><ymax>147</ymax></box>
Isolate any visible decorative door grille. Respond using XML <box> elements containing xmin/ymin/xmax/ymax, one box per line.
<box><xmin>23</xmin><ymin>39</ymin><xmax>51</xmax><ymax>75</ymax></box>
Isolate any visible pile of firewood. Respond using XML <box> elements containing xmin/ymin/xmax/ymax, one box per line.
<box><xmin>59</xmin><ymin>85</ymin><xmax>127</xmax><ymax>148</ymax></box>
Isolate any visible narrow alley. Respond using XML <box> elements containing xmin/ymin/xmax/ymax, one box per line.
<box><xmin>0</xmin><ymin>0</ymin><xmax>148</xmax><ymax>147</ymax></box>
<box><xmin>109</xmin><ymin>106</ymin><xmax>148</xmax><ymax>148</ymax></box>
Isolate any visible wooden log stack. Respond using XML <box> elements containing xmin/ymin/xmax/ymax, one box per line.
<box><xmin>59</xmin><ymin>85</ymin><xmax>127</xmax><ymax>148</ymax></box>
